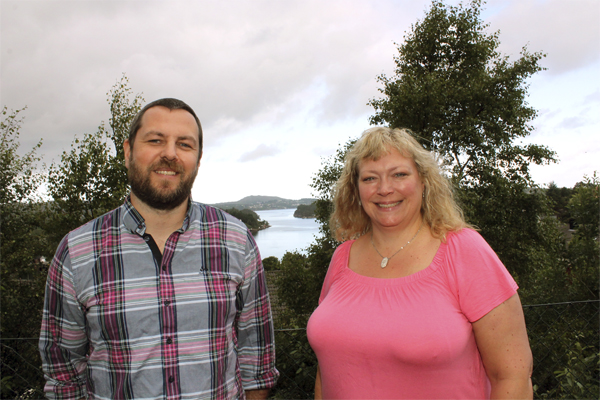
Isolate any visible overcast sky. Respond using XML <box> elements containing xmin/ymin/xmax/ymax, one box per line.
<box><xmin>2</xmin><ymin>0</ymin><xmax>598</xmax><ymax>204</ymax></box>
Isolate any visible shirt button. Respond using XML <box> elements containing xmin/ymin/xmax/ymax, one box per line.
<box><xmin>168</xmin><ymin>376</ymin><xmax>174</xmax><ymax>383</ymax></box>
<box><xmin>164</xmin><ymin>300</ymin><xmax>171</xmax><ymax>306</ymax></box>
<box><xmin>166</xmin><ymin>337</ymin><xmax>172</xmax><ymax>345</ymax></box>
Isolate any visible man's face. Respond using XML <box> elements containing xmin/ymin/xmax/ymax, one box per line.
<box><xmin>124</xmin><ymin>106</ymin><xmax>202</xmax><ymax>211</ymax></box>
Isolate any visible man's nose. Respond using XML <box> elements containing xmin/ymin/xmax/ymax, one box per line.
<box><xmin>161</xmin><ymin>141</ymin><xmax>178</xmax><ymax>160</ymax></box>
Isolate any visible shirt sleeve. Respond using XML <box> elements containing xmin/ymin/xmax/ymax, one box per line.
<box><xmin>39</xmin><ymin>235</ymin><xmax>89</xmax><ymax>399</ymax></box>
<box><xmin>446</xmin><ymin>229</ymin><xmax>519</xmax><ymax>322</ymax></box>
<box><xmin>235</xmin><ymin>230</ymin><xmax>279</xmax><ymax>391</ymax></box>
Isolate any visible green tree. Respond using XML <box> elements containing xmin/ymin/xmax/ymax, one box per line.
<box><xmin>0</xmin><ymin>107</ymin><xmax>49</xmax><ymax>398</ymax></box>
<box><xmin>369</xmin><ymin>0</ymin><xmax>554</xmax><ymax>186</ymax></box>
<box><xmin>546</xmin><ymin>182</ymin><xmax>573</xmax><ymax>225</ymax></box>
<box><xmin>565</xmin><ymin>172</ymin><xmax>599</xmax><ymax>300</ymax></box>
<box><xmin>224</xmin><ymin>208</ymin><xmax>269</xmax><ymax>232</ymax></box>
<box><xmin>262</xmin><ymin>256</ymin><xmax>281</xmax><ymax>272</ymax></box>
<box><xmin>367</xmin><ymin>0</ymin><xmax>558</xmax><ymax>283</ymax></box>
<box><xmin>47</xmin><ymin>75</ymin><xmax>144</xmax><ymax>242</ymax></box>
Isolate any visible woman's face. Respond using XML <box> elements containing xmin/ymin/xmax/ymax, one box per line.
<box><xmin>357</xmin><ymin>147</ymin><xmax>424</xmax><ymax>232</ymax></box>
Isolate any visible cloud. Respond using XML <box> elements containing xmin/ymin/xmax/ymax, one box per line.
<box><xmin>1</xmin><ymin>0</ymin><xmax>598</xmax><ymax>202</ymax></box>
<box><xmin>486</xmin><ymin>0</ymin><xmax>600</xmax><ymax>74</ymax></box>
<box><xmin>239</xmin><ymin>144</ymin><xmax>281</xmax><ymax>162</ymax></box>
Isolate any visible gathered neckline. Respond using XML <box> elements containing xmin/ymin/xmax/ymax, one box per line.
<box><xmin>340</xmin><ymin>239</ymin><xmax>447</xmax><ymax>286</ymax></box>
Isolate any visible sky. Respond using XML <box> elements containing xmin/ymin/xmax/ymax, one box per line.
<box><xmin>1</xmin><ymin>0</ymin><xmax>598</xmax><ymax>204</ymax></box>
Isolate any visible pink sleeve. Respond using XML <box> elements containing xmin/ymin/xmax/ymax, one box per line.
<box><xmin>318</xmin><ymin>241</ymin><xmax>353</xmax><ymax>304</ymax></box>
<box><xmin>446</xmin><ymin>229</ymin><xmax>518</xmax><ymax>322</ymax></box>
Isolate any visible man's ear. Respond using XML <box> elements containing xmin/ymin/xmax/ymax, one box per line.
<box><xmin>124</xmin><ymin>139</ymin><xmax>131</xmax><ymax>169</ymax></box>
<box><xmin>197</xmin><ymin>150</ymin><xmax>203</xmax><ymax>168</ymax></box>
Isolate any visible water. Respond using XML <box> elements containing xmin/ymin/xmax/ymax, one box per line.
<box><xmin>253</xmin><ymin>209</ymin><xmax>320</xmax><ymax>260</ymax></box>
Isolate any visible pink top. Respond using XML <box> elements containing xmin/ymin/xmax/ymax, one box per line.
<box><xmin>307</xmin><ymin>228</ymin><xmax>518</xmax><ymax>399</ymax></box>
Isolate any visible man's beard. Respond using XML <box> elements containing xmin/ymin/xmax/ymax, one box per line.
<box><xmin>128</xmin><ymin>157</ymin><xmax>198</xmax><ymax>211</ymax></box>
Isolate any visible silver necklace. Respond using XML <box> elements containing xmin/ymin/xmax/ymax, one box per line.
<box><xmin>370</xmin><ymin>223</ymin><xmax>424</xmax><ymax>268</ymax></box>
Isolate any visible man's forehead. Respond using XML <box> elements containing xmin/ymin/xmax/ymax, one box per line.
<box><xmin>139</xmin><ymin>107</ymin><xmax>199</xmax><ymax>135</ymax></box>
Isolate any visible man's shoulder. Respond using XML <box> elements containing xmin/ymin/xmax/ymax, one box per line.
<box><xmin>192</xmin><ymin>201</ymin><xmax>246</xmax><ymax>228</ymax></box>
<box><xmin>67</xmin><ymin>205</ymin><xmax>125</xmax><ymax>239</ymax></box>
<box><xmin>190</xmin><ymin>201</ymin><xmax>248</xmax><ymax>230</ymax></box>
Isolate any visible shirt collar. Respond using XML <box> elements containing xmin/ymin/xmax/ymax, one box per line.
<box><xmin>122</xmin><ymin>195</ymin><xmax>194</xmax><ymax>236</ymax></box>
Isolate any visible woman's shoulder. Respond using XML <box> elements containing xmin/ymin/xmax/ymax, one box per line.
<box><xmin>445</xmin><ymin>227</ymin><xmax>486</xmax><ymax>246</ymax></box>
<box><xmin>332</xmin><ymin>240</ymin><xmax>354</xmax><ymax>262</ymax></box>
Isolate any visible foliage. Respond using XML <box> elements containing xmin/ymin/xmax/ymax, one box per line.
<box><xmin>293</xmin><ymin>202</ymin><xmax>316</xmax><ymax>219</ymax></box>
<box><xmin>546</xmin><ymin>182</ymin><xmax>573</xmax><ymax>225</ymax></box>
<box><xmin>262</xmin><ymin>256</ymin><xmax>281</xmax><ymax>271</ymax></box>
<box><xmin>224</xmin><ymin>208</ymin><xmax>269</xmax><ymax>232</ymax></box>
<box><xmin>526</xmin><ymin>303</ymin><xmax>600</xmax><ymax>400</ymax></box>
<box><xmin>0</xmin><ymin>107</ymin><xmax>44</xmax><ymax>205</ymax></box>
<box><xmin>368</xmin><ymin>0</ymin><xmax>555</xmax><ymax>187</ymax></box>
<box><xmin>564</xmin><ymin>173</ymin><xmax>599</xmax><ymax>300</ymax></box>
<box><xmin>271</xmin><ymin>329</ymin><xmax>317</xmax><ymax>400</ymax></box>
<box><xmin>46</xmin><ymin>75</ymin><xmax>144</xmax><ymax>243</ymax></box>
<box><xmin>0</xmin><ymin>107</ymin><xmax>50</xmax><ymax>398</ymax></box>
<box><xmin>521</xmin><ymin>174</ymin><xmax>599</xmax><ymax>304</ymax></box>
<box><xmin>550</xmin><ymin>340</ymin><xmax>599</xmax><ymax>399</ymax></box>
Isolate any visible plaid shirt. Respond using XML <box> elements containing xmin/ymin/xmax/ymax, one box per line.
<box><xmin>39</xmin><ymin>198</ymin><xmax>278</xmax><ymax>400</ymax></box>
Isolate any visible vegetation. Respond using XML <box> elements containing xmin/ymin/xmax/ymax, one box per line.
<box><xmin>1</xmin><ymin>106</ymin><xmax>50</xmax><ymax>398</ymax></box>
<box><xmin>293</xmin><ymin>202</ymin><xmax>316</xmax><ymax>219</ymax></box>
<box><xmin>262</xmin><ymin>256</ymin><xmax>281</xmax><ymax>272</ymax></box>
<box><xmin>224</xmin><ymin>207</ymin><xmax>270</xmax><ymax>232</ymax></box>
<box><xmin>46</xmin><ymin>75</ymin><xmax>144</xmax><ymax>246</ymax></box>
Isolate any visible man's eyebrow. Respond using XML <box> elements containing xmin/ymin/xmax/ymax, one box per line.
<box><xmin>142</xmin><ymin>131</ymin><xmax>198</xmax><ymax>144</ymax></box>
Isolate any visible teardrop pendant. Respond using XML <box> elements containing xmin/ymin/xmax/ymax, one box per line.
<box><xmin>381</xmin><ymin>257</ymin><xmax>389</xmax><ymax>268</ymax></box>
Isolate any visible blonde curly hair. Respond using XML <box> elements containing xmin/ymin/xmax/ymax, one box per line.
<box><xmin>330</xmin><ymin>127</ymin><xmax>470</xmax><ymax>242</ymax></box>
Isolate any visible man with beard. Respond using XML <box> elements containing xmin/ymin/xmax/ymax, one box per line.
<box><xmin>39</xmin><ymin>98</ymin><xmax>279</xmax><ymax>400</ymax></box>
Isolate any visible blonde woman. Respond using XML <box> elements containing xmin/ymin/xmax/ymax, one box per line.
<box><xmin>307</xmin><ymin>127</ymin><xmax>533</xmax><ymax>399</ymax></box>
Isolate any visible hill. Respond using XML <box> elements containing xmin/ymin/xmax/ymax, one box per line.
<box><xmin>293</xmin><ymin>202</ymin><xmax>317</xmax><ymax>218</ymax></box>
<box><xmin>211</xmin><ymin>196</ymin><xmax>315</xmax><ymax>211</ymax></box>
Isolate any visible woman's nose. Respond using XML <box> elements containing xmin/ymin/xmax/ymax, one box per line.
<box><xmin>377</xmin><ymin>177</ymin><xmax>393</xmax><ymax>195</ymax></box>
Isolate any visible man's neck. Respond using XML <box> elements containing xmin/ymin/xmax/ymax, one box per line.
<box><xmin>130</xmin><ymin>194</ymin><xmax>189</xmax><ymax>243</ymax></box>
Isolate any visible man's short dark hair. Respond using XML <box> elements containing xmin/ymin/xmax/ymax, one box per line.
<box><xmin>128</xmin><ymin>98</ymin><xmax>203</xmax><ymax>154</ymax></box>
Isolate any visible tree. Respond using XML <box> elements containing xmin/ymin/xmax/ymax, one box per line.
<box><xmin>565</xmin><ymin>172</ymin><xmax>599</xmax><ymax>300</ymax></box>
<box><xmin>0</xmin><ymin>107</ymin><xmax>44</xmax><ymax>205</ymax></box>
<box><xmin>369</xmin><ymin>0</ymin><xmax>554</xmax><ymax>186</ymax></box>
<box><xmin>546</xmin><ymin>182</ymin><xmax>573</xmax><ymax>226</ymax></box>
<box><xmin>367</xmin><ymin>0</ymin><xmax>558</xmax><ymax>283</ymax></box>
<box><xmin>47</xmin><ymin>75</ymin><xmax>144</xmax><ymax>241</ymax></box>
<box><xmin>224</xmin><ymin>208</ymin><xmax>269</xmax><ymax>232</ymax></box>
<box><xmin>0</xmin><ymin>107</ymin><xmax>50</xmax><ymax>398</ymax></box>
